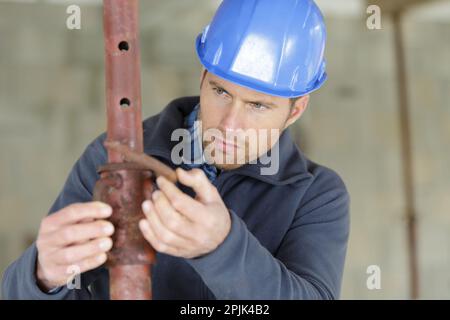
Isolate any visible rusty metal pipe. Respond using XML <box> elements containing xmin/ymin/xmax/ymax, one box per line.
<box><xmin>95</xmin><ymin>0</ymin><xmax>153</xmax><ymax>300</ymax></box>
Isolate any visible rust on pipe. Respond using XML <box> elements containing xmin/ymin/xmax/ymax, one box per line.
<box><xmin>93</xmin><ymin>163</ymin><xmax>155</xmax><ymax>299</ymax></box>
<box><xmin>103</xmin><ymin>0</ymin><xmax>143</xmax><ymax>158</ymax></box>
<box><xmin>92</xmin><ymin>0</ymin><xmax>160</xmax><ymax>300</ymax></box>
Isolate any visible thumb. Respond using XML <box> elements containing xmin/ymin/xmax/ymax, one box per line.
<box><xmin>176</xmin><ymin>168</ymin><xmax>216</xmax><ymax>204</ymax></box>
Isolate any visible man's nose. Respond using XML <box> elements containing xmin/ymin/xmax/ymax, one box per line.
<box><xmin>219</xmin><ymin>103</ymin><xmax>244</xmax><ymax>132</ymax></box>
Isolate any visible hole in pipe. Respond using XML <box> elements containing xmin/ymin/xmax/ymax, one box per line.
<box><xmin>120</xmin><ymin>98</ymin><xmax>131</xmax><ymax>108</ymax></box>
<box><xmin>118</xmin><ymin>41</ymin><xmax>129</xmax><ymax>51</ymax></box>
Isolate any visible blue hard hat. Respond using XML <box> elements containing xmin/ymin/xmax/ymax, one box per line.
<box><xmin>195</xmin><ymin>0</ymin><xmax>327</xmax><ymax>98</ymax></box>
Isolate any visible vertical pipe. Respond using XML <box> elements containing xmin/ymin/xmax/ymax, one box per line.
<box><xmin>102</xmin><ymin>0</ymin><xmax>152</xmax><ymax>299</ymax></box>
<box><xmin>392</xmin><ymin>11</ymin><xmax>419</xmax><ymax>299</ymax></box>
<box><xmin>103</xmin><ymin>0</ymin><xmax>143</xmax><ymax>158</ymax></box>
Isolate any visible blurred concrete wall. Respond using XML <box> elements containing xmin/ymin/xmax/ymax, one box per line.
<box><xmin>0</xmin><ymin>0</ymin><xmax>449</xmax><ymax>299</ymax></box>
<box><xmin>303</xmin><ymin>14</ymin><xmax>450</xmax><ymax>298</ymax></box>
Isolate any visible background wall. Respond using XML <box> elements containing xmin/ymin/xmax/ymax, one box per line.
<box><xmin>0</xmin><ymin>0</ymin><xmax>449</xmax><ymax>299</ymax></box>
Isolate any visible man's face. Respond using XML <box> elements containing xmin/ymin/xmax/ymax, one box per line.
<box><xmin>198</xmin><ymin>70</ymin><xmax>309</xmax><ymax>170</ymax></box>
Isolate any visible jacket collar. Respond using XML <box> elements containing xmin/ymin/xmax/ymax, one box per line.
<box><xmin>143</xmin><ymin>96</ymin><xmax>312</xmax><ymax>186</ymax></box>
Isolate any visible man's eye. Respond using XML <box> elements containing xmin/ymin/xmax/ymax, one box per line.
<box><xmin>250</xmin><ymin>103</ymin><xmax>268</xmax><ymax>111</ymax></box>
<box><xmin>213</xmin><ymin>87</ymin><xmax>226</xmax><ymax>96</ymax></box>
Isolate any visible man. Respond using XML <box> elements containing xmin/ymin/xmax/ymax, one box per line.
<box><xmin>2</xmin><ymin>0</ymin><xmax>349</xmax><ymax>299</ymax></box>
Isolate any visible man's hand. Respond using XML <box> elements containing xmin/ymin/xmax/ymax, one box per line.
<box><xmin>35</xmin><ymin>202</ymin><xmax>115</xmax><ymax>291</ymax></box>
<box><xmin>139</xmin><ymin>168</ymin><xmax>231</xmax><ymax>259</ymax></box>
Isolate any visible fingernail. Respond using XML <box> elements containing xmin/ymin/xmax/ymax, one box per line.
<box><xmin>99</xmin><ymin>239</ymin><xmax>112</xmax><ymax>250</ymax></box>
<box><xmin>156</xmin><ymin>176</ymin><xmax>164</xmax><ymax>186</ymax></box>
<box><xmin>99</xmin><ymin>204</ymin><xmax>112</xmax><ymax>216</ymax></box>
<box><xmin>103</xmin><ymin>223</ymin><xmax>114</xmax><ymax>235</ymax></box>
<box><xmin>142</xmin><ymin>200</ymin><xmax>151</xmax><ymax>212</ymax></box>
<box><xmin>139</xmin><ymin>219</ymin><xmax>149</xmax><ymax>231</ymax></box>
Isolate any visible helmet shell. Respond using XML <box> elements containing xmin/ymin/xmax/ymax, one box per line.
<box><xmin>196</xmin><ymin>0</ymin><xmax>328</xmax><ymax>97</ymax></box>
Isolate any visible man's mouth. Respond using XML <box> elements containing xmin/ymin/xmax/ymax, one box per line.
<box><xmin>214</xmin><ymin>137</ymin><xmax>239</xmax><ymax>153</ymax></box>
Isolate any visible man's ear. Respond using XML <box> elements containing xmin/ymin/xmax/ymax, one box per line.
<box><xmin>199</xmin><ymin>68</ymin><xmax>208</xmax><ymax>89</ymax></box>
<box><xmin>283</xmin><ymin>95</ymin><xmax>310</xmax><ymax>130</ymax></box>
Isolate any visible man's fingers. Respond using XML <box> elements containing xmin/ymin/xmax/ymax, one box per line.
<box><xmin>143</xmin><ymin>194</ymin><xmax>196</xmax><ymax>240</ymax></box>
<box><xmin>155</xmin><ymin>175</ymin><xmax>202</xmax><ymax>221</ymax></box>
<box><xmin>139</xmin><ymin>219</ymin><xmax>181</xmax><ymax>257</ymax></box>
<box><xmin>72</xmin><ymin>252</ymin><xmax>108</xmax><ymax>275</ymax></box>
<box><xmin>43</xmin><ymin>220</ymin><xmax>115</xmax><ymax>248</ymax></box>
<box><xmin>175</xmin><ymin>168</ymin><xmax>217</xmax><ymax>204</ymax></box>
<box><xmin>53</xmin><ymin>237</ymin><xmax>113</xmax><ymax>265</ymax></box>
<box><xmin>141</xmin><ymin>203</ymin><xmax>191</xmax><ymax>250</ymax></box>
<box><xmin>42</xmin><ymin>202</ymin><xmax>112</xmax><ymax>234</ymax></box>
<box><xmin>50</xmin><ymin>252</ymin><xmax>108</xmax><ymax>287</ymax></box>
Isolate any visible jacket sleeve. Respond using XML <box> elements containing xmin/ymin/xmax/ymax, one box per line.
<box><xmin>1</xmin><ymin>134</ymin><xmax>107</xmax><ymax>300</ymax></box>
<box><xmin>186</xmin><ymin>168</ymin><xmax>350</xmax><ymax>300</ymax></box>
